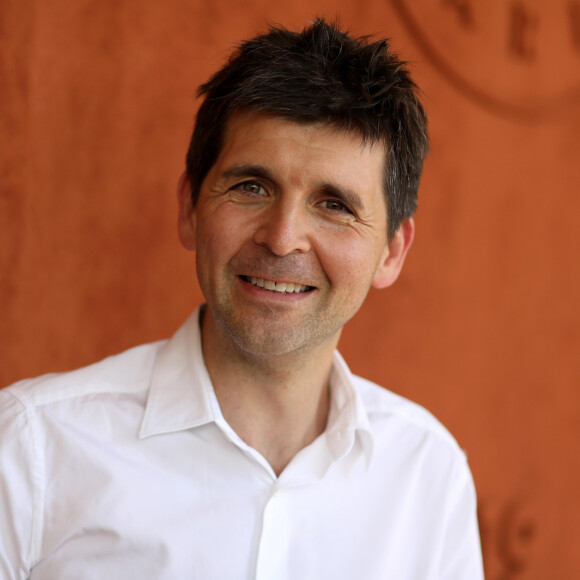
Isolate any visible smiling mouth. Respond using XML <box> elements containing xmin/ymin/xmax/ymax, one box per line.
<box><xmin>240</xmin><ymin>275</ymin><xmax>314</xmax><ymax>294</ymax></box>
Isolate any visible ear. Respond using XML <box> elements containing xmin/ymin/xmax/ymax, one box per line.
<box><xmin>372</xmin><ymin>218</ymin><xmax>415</xmax><ymax>289</ymax></box>
<box><xmin>177</xmin><ymin>171</ymin><xmax>196</xmax><ymax>251</ymax></box>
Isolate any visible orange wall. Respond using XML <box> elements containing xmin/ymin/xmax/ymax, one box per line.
<box><xmin>1</xmin><ymin>1</ymin><xmax>579</xmax><ymax>578</ymax></box>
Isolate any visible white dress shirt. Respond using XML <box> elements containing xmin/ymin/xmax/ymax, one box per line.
<box><xmin>0</xmin><ymin>308</ymin><xmax>484</xmax><ymax>579</ymax></box>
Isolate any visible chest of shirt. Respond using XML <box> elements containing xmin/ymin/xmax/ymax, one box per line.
<box><xmin>31</xmin><ymin>412</ymin><xmax>454</xmax><ymax>580</ymax></box>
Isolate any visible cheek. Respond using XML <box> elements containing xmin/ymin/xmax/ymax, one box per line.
<box><xmin>197</xmin><ymin>210</ymin><xmax>237</xmax><ymax>254</ymax></box>
<box><xmin>195</xmin><ymin>211</ymin><xmax>254</xmax><ymax>278</ymax></box>
<box><xmin>317</xmin><ymin>232</ymin><xmax>383</xmax><ymax>288</ymax></box>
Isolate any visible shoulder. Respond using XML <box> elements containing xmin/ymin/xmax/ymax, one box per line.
<box><xmin>353</xmin><ymin>374</ymin><xmax>465</xmax><ymax>457</ymax></box>
<box><xmin>1</xmin><ymin>339</ymin><xmax>167</xmax><ymax>412</ymax></box>
<box><xmin>352</xmin><ymin>375</ymin><xmax>477</xmax><ymax>511</ymax></box>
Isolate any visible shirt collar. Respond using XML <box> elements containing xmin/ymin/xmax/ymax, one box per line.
<box><xmin>139</xmin><ymin>306</ymin><xmax>375</xmax><ymax>467</ymax></box>
<box><xmin>139</xmin><ymin>308</ymin><xmax>216</xmax><ymax>438</ymax></box>
<box><xmin>326</xmin><ymin>350</ymin><xmax>374</xmax><ymax>468</ymax></box>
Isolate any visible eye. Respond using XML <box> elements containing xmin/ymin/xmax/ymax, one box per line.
<box><xmin>234</xmin><ymin>180</ymin><xmax>267</xmax><ymax>196</ymax></box>
<box><xmin>319</xmin><ymin>199</ymin><xmax>352</xmax><ymax>214</ymax></box>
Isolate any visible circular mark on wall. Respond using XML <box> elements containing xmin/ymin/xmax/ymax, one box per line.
<box><xmin>391</xmin><ymin>0</ymin><xmax>580</xmax><ymax>121</ymax></box>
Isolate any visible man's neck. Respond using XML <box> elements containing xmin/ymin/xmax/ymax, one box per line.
<box><xmin>200</xmin><ymin>309</ymin><xmax>337</xmax><ymax>476</ymax></box>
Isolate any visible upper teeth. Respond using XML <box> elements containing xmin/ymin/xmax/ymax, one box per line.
<box><xmin>250</xmin><ymin>277</ymin><xmax>309</xmax><ymax>293</ymax></box>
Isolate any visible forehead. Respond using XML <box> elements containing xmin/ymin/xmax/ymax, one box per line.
<box><xmin>214</xmin><ymin>112</ymin><xmax>387</xmax><ymax>192</ymax></box>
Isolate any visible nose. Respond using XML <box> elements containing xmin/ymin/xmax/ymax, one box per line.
<box><xmin>252</xmin><ymin>202</ymin><xmax>312</xmax><ymax>256</ymax></box>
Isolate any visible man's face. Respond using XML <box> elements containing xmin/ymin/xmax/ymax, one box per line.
<box><xmin>179</xmin><ymin>112</ymin><xmax>413</xmax><ymax>358</ymax></box>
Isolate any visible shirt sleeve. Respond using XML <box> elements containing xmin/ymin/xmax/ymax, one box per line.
<box><xmin>0</xmin><ymin>388</ymin><xmax>39</xmax><ymax>580</ymax></box>
<box><xmin>439</xmin><ymin>455</ymin><xmax>485</xmax><ymax>580</ymax></box>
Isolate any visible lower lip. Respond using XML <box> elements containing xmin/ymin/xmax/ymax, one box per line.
<box><xmin>238</xmin><ymin>276</ymin><xmax>314</xmax><ymax>302</ymax></box>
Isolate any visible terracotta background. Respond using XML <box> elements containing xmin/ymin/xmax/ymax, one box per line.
<box><xmin>1</xmin><ymin>1</ymin><xmax>579</xmax><ymax>577</ymax></box>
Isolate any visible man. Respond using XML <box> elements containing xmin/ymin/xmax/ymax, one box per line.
<box><xmin>0</xmin><ymin>19</ymin><xmax>484</xmax><ymax>579</ymax></box>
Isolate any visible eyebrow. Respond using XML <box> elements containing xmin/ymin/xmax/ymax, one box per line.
<box><xmin>222</xmin><ymin>163</ymin><xmax>366</xmax><ymax>213</ymax></box>
<box><xmin>222</xmin><ymin>164</ymin><xmax>275</xmax><ymax>183</ymax></box>
<box><xmin>318</xmin><ymin>183</ymin><xmax>365</xmax><ymax>213</ymax></box>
